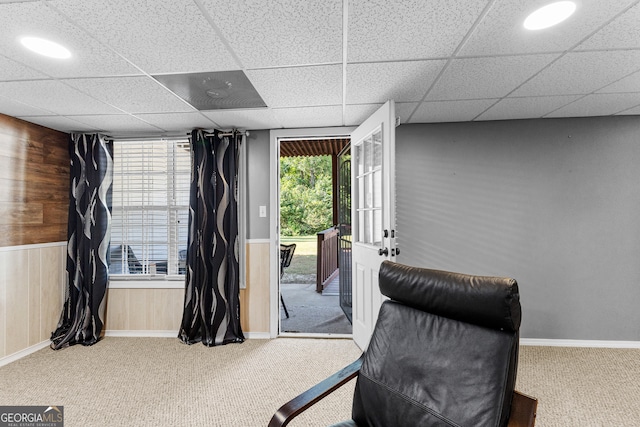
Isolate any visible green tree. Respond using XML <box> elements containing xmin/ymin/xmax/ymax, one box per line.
<box><xmin>280</xmin><ymin>155</ymin><xmax>333</xmax><ymax>236</ymax></box>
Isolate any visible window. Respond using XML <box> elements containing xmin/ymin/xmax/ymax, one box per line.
<box><xmin>110</xmin><ymin>138</ymin><xmax>190</xmax><ymax>278</ymax></box>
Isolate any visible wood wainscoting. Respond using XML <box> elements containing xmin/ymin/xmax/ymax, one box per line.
<box><xmin>242</xmin><ymin>241</ymin><xmax>270</xmax><ymax>334</ymax></box>
<box><xmin>103</xmin><ymin>241</ymin><xmax>271</xmax><ymax>336</ymax></box>
<box><xmin>0</xmin><ymin>114</ymin><xmax>69</xmax><ymax>247</ymax></box>
<box><xmin>0</xmin><ymin>243</ymin><xmax>66</xmax><ymax>362</ymax></box>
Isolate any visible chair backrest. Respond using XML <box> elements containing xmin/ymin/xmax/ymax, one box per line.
<box><xmin>280</xmin><ymin>244</ymin><xmax>296</xmax><ymax>278</ymax></box>
<box><xmin>352</xmin><ymin>261</ymin><xmax>521</xmax><ymax>427</ymax></box>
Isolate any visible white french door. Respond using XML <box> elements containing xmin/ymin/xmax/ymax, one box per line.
<box><xmin>351</xmin><ymin>100</ymin><xmax>397</xmax><ymax>350</ymax></box>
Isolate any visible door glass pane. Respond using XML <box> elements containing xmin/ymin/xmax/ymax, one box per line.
<box><xmin>364</xmin><ymin>210</ymin><xmax>371</xmax><ymax>244</ymax></box>
<box><xmin>364</xmin><ymin>174</ymin><xmax>371</xmax><ymax>209</ymax></box>
<box><xmin>373</xmin><ymin>130</ymin><xmax>382</xmax><ymax>170</ymax></box>
<box><xmin>358</xmin><ymin>174</ymin><xmax>365</xmax><ymax>211</ymax></box>
<box><xmin>373</xmin><ymin>209</ymin><xmax>382</xmax><ymax>245</ymax></box>
<box><xmin>373</xmin><ymin>170</ymin><xmax>382</xmax><ymax>208</ymax></box>
<box><xmin>356</xmin><ymin>143</ymin><xmax>364</xmax><ymax>177</ymax></box>
<box><xmin>364</xmin><ymin>136</ymin><xmax>372</xmax><ymax>173</ymax></box>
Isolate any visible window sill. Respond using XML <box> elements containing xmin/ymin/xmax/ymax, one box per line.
<box><xmin>108</xmin><ymin>275</ymin><xmax>184</xmax><ymax>289</ymax></box>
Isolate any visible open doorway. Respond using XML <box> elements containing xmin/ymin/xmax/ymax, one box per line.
<box><xmin>278</xmin><ymin>137</ymin><xmax>352</xmax><ymax>335</ymax></box>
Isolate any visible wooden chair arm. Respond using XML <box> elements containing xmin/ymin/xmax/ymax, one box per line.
<box><xmin>508</xmin><ymin>391</ymin><xmax>538</xmax><ymax>427</ymax></box>
<box><xmin>268</xmin><ymin>356</ymin><xmax>364</xmax><ymax>427</ymax></box>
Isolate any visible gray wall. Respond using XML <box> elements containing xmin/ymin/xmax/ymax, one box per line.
<box><xmin>246</xmin><ymin>129</ymin><xmax>270</xmax><ymax>240</ymax></box>
<box><xmin>396</xmin><ymin>116</ymin><xmax>640</xmax><ymax>341</ymax></box>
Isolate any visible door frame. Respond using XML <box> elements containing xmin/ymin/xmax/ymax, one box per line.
<box><xmin>269</xmin><ymin>127</ymin><xmax>355</xmax><ymax>338</ymax></box>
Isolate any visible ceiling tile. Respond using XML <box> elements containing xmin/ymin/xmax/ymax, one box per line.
<box><xmin>344</xmin><ymin>104</ymin><xmax>381</xmax><ymax>126</ymax></box>
<box><xmin>477</xmin><ymin>95</ymin><xmax>582</xmax><ymax>121</ymax></box>
<box><xmin>410</xmin><ymin>99</ymin><xmax>497</xmax><ymax>122</ymax></box>
<box><xmin>247</xmin><ymin>65</ymin><xmax>342</xmax><ymax>108</ymax></box>
<box><xmin>201</xmin><ymin>109</ymin><xmax>279</xmax><ymax>130</ymax></box>
<box><xmin>546</xmin><ymin>93</ymin><xmax>640</xmax><ymax>117</ymax></box>
<box><xmin>0</xmin><ymin>80</ymin><xmax>121</xmax><ymax>115</ymax></box>
<box><xmin>63</xmin><ymin>76</ymin><xmax>194</xmax><ymax>114</ymax></box>
<box><xmin>345</xmin><ymin>102</ymin><xmax>418</xmax><ymax>126</ymax></box>
<box><xmin>133</xmin><ymin>112</ymin><xmax>217</xmax><ymax>133</ymax></box>
<box><xmin>0</xmin><ymin>1</ymin><xmax>140</xmax><ymax>78</ymax></box>
<box><xmin>271</xmin><ymin>106</ymin><xmax>343</xmax><ymax>128</ymax></box>
<box><xmin>15</xmin><ymin>115</ymin><xmax>96</xmax><ymax>133</ymax></box>
<box><xmin>50</xmin><ymin>0</ymin><xmax>238</xmax><ymax>74</ymax></box>
<box><xmin>0</xmin><ymin>96</ymin><xmax>53</xmax><ymax>117</ymax></box>
<box><xmin>427</xmin><ymin>54</ymin><xmax>558</xmax><ymax>100</ymax></box>
<box><xmin>459</xmin><ymin>0</ymin><xmax>635</xmax><ymax>56</ymax></box>
<box><xmin>69</xmin><ymin>114</ymin><xmax>165</xmax><ymax>133</ymax></box>
<box><xmin>0</xmin><ymin>55</ymin><xmax>48</xmax><ymax>81</ymax></box>
<box><xmin>618</xmin><ymin>104</ymin><xmax>640</xmax><ymax>115</ymax></box>
<box><xmin>596</xmin><ymin>70</ymin><xmax>640</xmax><ymax>93</ymax></box>
<box><xmin>396</xmin><ymin>102</ymin><xmax>420</xmax><ymax>125</ymax></box>
<box><xmin>512</xmin><ymin>50</ymin><xmax>640</xmax><ymax>97</ymax></box>
<box><xmin>200</xmin><ymin>0</ymin><xmax>342</xmax><ymax>68</ymax></box>
<box><xmin>348</xmin><ymin>0</ymin><xmax>488</xmax><ymax>62</ymax></box>
<box><xmin>347</xmin><ymin>60</ymin><xmax>446</xmax><ymax>104</ymax></box>
<box><xmin>576</xmin><ymin>2</ymin><xmax>640</xmax><ymax>50</ymax></box>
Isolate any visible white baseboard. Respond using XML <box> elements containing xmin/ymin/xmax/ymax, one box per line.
<box><xmin>244</xmin><ymin>332</ymin><xmax>270</xmax><ymax>339</ymax></box>
<box><xmin>0</xmin><ymin>340</ymin><xmax>51</xmax><ymax>368</ymax></box>
<box><xmin>104</xmin><ymin>330</ymin><xmax>178</xmax><ymax>338</ymax></box>
<box><xmin>521</xmin><ymin>338</ymin><xmax>640</xmax><ymax>348</ymax></box>
<box><xmin>104</xmin><ymin>330</ymin><xmax>271</xmax><ymax>340</ymax></box>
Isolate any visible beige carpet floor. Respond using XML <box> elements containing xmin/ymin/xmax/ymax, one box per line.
<box><xmin>0</xmin><ymin>337</ymin><xmax>638</xmax><ymax>426</ymax></box>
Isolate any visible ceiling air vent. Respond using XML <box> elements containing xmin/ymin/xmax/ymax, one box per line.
<box><xmin>153</xmin><ymin>70</ymin><xmax>266</xmax><ymax>111</ymax></box>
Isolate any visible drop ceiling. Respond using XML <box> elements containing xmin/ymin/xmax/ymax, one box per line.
<box><xmin>0</xmin><ymin>0</ymin><xmax>639</xmax><ymax>136</ymax></box>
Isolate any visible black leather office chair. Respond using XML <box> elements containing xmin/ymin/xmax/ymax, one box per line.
<box><xmin>269</xmin><ymin>261</ymin><xmax>537</xmax><ymax>427</ymax></box>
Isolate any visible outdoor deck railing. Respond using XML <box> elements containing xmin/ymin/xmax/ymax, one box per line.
<box><xmin>317</xmin><ymin>227</ymin><xmax>339</xmax><ymax>292</ymax></box>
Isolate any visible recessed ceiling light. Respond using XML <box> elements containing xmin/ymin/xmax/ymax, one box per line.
<box><xmin>20</xmin><ymin>36</ymin><xmax>71</xmax><ymax>59</ymax></box>
<box><xmin>524</xmin><ymin>1</ymin><xmax>576</xmax><ymax>30</ymax></box>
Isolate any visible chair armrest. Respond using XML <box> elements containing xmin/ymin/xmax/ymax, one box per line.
<box><xmin>507</xmin><ymin>391</ymin><xmax>538</xmax><ymax>427</ymax></box>
<box><xmin>268</xmin><ymin>355</ymin><xmax>363</xmax><ymax>427</ymax></box>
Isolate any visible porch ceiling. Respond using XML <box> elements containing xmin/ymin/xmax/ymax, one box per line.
<box><xmin>280</xmin><ymin>138</ymin><xmax>350</xmax><ymax>157</ymax></box>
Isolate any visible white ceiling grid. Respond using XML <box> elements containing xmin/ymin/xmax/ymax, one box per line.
<box><xmin>0</xmin><ymin>0</ymin><xmax>635</xmax><ymax>135</ymax></box>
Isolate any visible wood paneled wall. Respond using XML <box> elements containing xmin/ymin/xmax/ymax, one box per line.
<box><xmin>0</xmin><ymin>114</ymin><xmax>69</xmax><ymax>247</ymax></box>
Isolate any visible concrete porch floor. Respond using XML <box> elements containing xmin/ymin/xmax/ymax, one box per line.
<box><xmin>279</xmin><ymin>275</ymin><xmax>352</xmax><ymax>335</ymax></box>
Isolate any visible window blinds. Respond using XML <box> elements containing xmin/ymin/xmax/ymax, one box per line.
<box><xmin>110</xmin><ymin>138</ymin><xmax>190</xmax><ymax>276</ymax></box>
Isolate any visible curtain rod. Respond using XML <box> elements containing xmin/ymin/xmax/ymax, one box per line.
<box><xmin>187</xmin><ymin>130</ymin><xmax>250</xmax><ymax>138</ymax></box>
<box><xmin>106</xmin><ymin>135</ymin><xmax>188</xmax><ymax>142</ymax></box>
<box><xmin>216</xmin><ymin>130</ymin><xmax>250</xmax><ymax>137</ymax></box>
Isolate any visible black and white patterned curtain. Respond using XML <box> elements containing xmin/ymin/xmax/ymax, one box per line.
<box><xmin>179</xmin><ymin>129</ymin><xmax>244</xmax><ymax>346</ymax></box>
<box><xmin>51</xmin><ymin>133</ymin><xmax>113</xmax><ymax>350</ymax></box>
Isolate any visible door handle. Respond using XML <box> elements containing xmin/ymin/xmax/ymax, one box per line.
<box><xmin>378</xmin><ymin>247</ymin><xmax>389</xmax><ymax>256</ymax></box>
